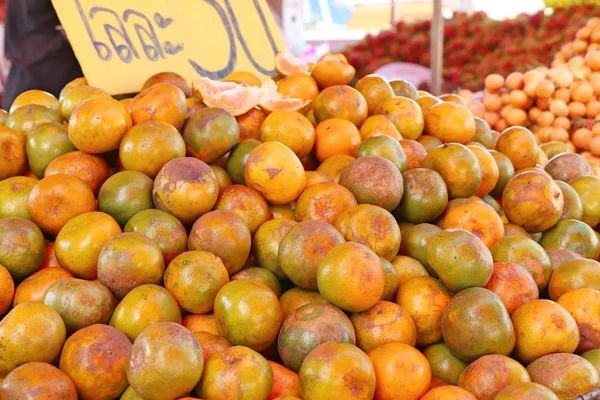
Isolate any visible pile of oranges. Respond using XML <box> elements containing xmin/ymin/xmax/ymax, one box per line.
<box><xmin>1</xmin><ymin>46</ymin><xmax>600</xmax><ymax>400</ymax></box>
<box><xmin>477</xmin><ymin>17</ymin><xmax>600</xmax><ymax>169</ymax></box>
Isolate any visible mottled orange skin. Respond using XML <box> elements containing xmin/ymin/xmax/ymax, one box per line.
<box><xmin>546</xmin><ymin>248</ymin><xmax>582</xmax><ymax>270</ymax></box>
<box><xmin>503</xmin><ymin>223</ymin><xmax>530</xmax><ymax>238</ymax></box>
<box><xmin>244</xmin><ymin>141</ymin><xmax>307</xmax><ymax>205</ymax></box>
<box><xmin>186</xmin><ymin>97</ymin><xmax>206</xmax><ymax>117</ymax></box>
<box><xmin>152</xmin><ymin>157</ymin><xmax>219</xmax><ymax>226</ymax></box>
<box><xmin>311</xmin><ymin>53</ymin><xmax>355</xmax><ymax>88</ymax></box>
<box><xmin>119</xmin><ymin>121</ymin><xmax>186</xmax><ymax>179</ymax></box>
<box><xmin>252</xmin><ymin>218</ymin><xmax>297</xmax><ymax>280</ymax></box>
<box><xmin>502</xmin><ymin>171</ymin><xmax>564</xmax><ymax>233</ymax></box>
<box><xmin>210</xmin><ymin>164</ymin><xmax>232</xmax><ymax>189</ymax></box>
<box><xmin>182</xmin><ymin>313</ymin><xmax>219</xmax><ymax>335</ymax></box>
<box><xmin>0</xmin><ymin>217</ymin><xmax>45</xmax><ymax>281</ymax></box>
<box><xmin>375</xmin><ymin>96</ymin><xmax>424</xmax><ymax>140</ymax></box>
<box><xmin>0</xmin><ymin>302</ymin><xmax>66</xmax><ymax>378</ymax></box>
<box><xmin>0</xmin><ymin>362</ymin><xmax>77</xmax><ymax>400</ymax></box>
<box><xmin>400</xmin><ymin>139</ymin><xmax>428</xmax><ymax>169</ymax></box>
<box><xmin>390</xmin><ymin>255</ymin><xmax>429</xmax><ymax>284</ymax></box>
<box><xmin>188</xmin><ymin>210</ymin><xmax>251</xmax><ymax>275</ymax></box>
<box><xmin>142</xmin><ymin>72</ymin><xmax>192</xmax><ymax>97</ymax></box>
<box><xmin>442</xmin><ymin>202</ymin><xmax>504</xmax><ymax>249</ymax></box>
<box><xmin>278</xmin><ymin>303</ymin><xmax>355</xmax><ymax>372</ymax></box>
<box><xmin>7</xmin><ymin>104</ymin><xmax>62</xmax><ymax>136</ymax></box>
<box><xmin>0</xmin><ymin>175</ymin><xmax>37</xmax><ymax>220</ymax></box>
<box><xmin>396</xmin><ymin>276</ymin><xmax>451</xmax><ymax>346</ymax></box>
<box><xmin>527</xmin><ymin>353</ymin><xmax>599</xmax><ymax>400</ymax></box>
<box><xmin>421</xmin><ymin>385</ymin><xmax>477</xmax><ymax>400</ymax></box>
<box><xmin>494</xmin><ymin>382</ymin><xmax>559</xmax><ymax>400</ymax></box>
<box><xmin>491</xmin><ymin>235</ymin><xmax>553</xmax><ymax>291</ymax></box>
<box><xmin>164</xmin><ymin>251</ymin><xmax>229</xmax><ymax>314</ymax></box>
<box><xmin>267</xmin><ymin>361</ymin><xmax>302</xmax><ymax>400</ymax></box>
<box><xmin>351</xmin><ymin>300</ymin><xmax>416</xmax><ymax>353</ymax></box>
<box><xmin>582</xmin><ymin>349</ymin><xmax>600</xmax><ymax>375</ymax></box>
<box><xmin>28</xmin><ymin>174</ymin><xmax>96</xmax><ymax>236</ymax></box>
<box><xmin>197</xmin><ymin>345</ymin><xmax>273</xmax><ymax>400</ymax></box>
<box><xmin>0</xmin><ymin>126</ymin><xmax>26</xmax><ymax>180</ymax></box>
<box><xmin>10</xmin><ymin>89</ymin><xmax>60</xmax><ymax>114</ymax></box>
<box><xmin>496</xmin><ymin>126</ymin><xmax>539</xmax><ymax>170</ymax></box>
<box><xmin>466</xmin><ymin>145</ymin><xmax>500</xmax><ymax>197</ymax></box>
<box><xmin>295</xmin><ymin>182</ymin><xmax>357</xmax><ymax>225</ymax></box>
<box><xmin>417</xmin><ymin>95</ymin><xmax>443</xmax><ymax>114</ymax></box>
<box><xmin>97</xmin><ymin>232</ymin><xmax>165</xmax><ymax>299</ymax></box>
<box><xmin>214</xmin><ymin>280</ymin><xmax>283</xmax><ymax>352</ymax></box>
<box><xmin>12</xmin><ymin>267</ymin><xmax>73</xmax><ymax>306</ymax></box>
<box><xmin>335</xmin><ymin>204</ymin><xmax>401</xmax><ymax>260</ymax></box>
<box><xmin>370</xmin><ymin>342</ymin><xmax>431</xmax><ymax>400</ymax></box>
<box><xmin>42</xmin><ymin>278</ymin><xmax>116</xmax><ymax>334</ymax></box>
<box><xmin>68</xmin><ymin>97</ymin><xmax>132</xmax><ymax>153</ymax></box>
<box><xmin>128</xmin><ymin>322</ymin><xmax>204</xmax><ymax>400</ymax></box>
<box><xmin>214</xmin><ymin>184</ymin><xmax>272</xmax><ymax>234</ymax></box>
<box><xmin>549</xmin><ymin>258</ymin><xmax>600</xmax><ymax>301</ymax></box>
<box><xmin>557</xmin><ymin>288</ymin><xmax>600</xmax><ymax>353</ymax></box>
<box><xmin>441</xmin><ymin>288</ymin><xmax>515</xmax><ymax>363</ymax></box>
<box><xmin>354</xmin><ymin>75</ymin><xmax>394</xmax><ymax>115</ymax></box>
<box><xmin>193</xmin><ymin>331</ymin><xmax>232</xmax><ymax>362</ymax></box>
<box><xmin>457</xmin><ymin>355</ymin><xmax>530</xmax><ymax>400</ymax></box>
<box><xmin>422</xmin><ymin>143</ymin><xmax>482</xmax><ymax>199</ymax></box>
<box><xmin>359</xmin><ymin>115</ymin><xmax>402</xmax><ymax>141</ymax></box>
<box><xmin>314</xmin><ymin>118</ymin><xmax>362</xmax><ymax>162</ymax></box>
<box><xmin>129</xmin><ymin>82</ymin><xmax>187</xmax><ymax>130</ymax></box>
<box><xmin>278</xmin><ymin>287</ymin><xmax>328</xmax><ymax>320</ymax></box>
<box><xmin>304</xmin><ymin>171</ymin><xmax>333</xmax><ymax>188</ymax></box>
<box><xmin>300</xmin><ymin>342</ymin><xmax>375</xmax><ymax>400</ymax></box>
<box><xmin>484</xmin><ymin>262</ymin><xmax>539</xmax><ymax>315</ymax></box>
<box><xmin>380</xmin><ymin>258</ymin><xmax>399</xmax><ymax>301</ymax></box>
<box><xmin>270</xmin><ymin>204</ymin><xmax>296</xmax><ymax>220</ymax></box>
<box><xmin>261</xmin><ymin>110</ymin><xmax>315</xmax><ymax>157</ymax></box>
<box><xmin>422</xmin><ymin>343</ymin><xmax>467</xmax><ymax>386</ymax></box>
<box><xmin>59</xmin><ymin>77</ymin><xmax>88</xmax><ymax>102</ymax></box>
<box><xmin>317</xmin><ymin>242</ymin><xmax>384</xmax><ymax>312</ymax></box>
<box><xmin>277</xmin><ymin>73</ymin><xmax>319</xmax><ymax>102</ymax></box>
<box><xmin>0</xmin><ymin>265</ymin><xmax>14</xmax><ymax>315</ymax></box>
<box><xmin>123</xmin><ymin>209</ymin><xmax>188</xmax><ymax>266</ymax></box>
<box><xmin>55</xmin><ymin>211</ymin><xmax>121</xmax><ymax>279</ymax></box>
<box><xmin>512</xmin><ymin>300</ymin><xmax>579</xmax><ymax>363</ymax></box>
<box><xmin>60</xmin><ymin>85</ymin><xmax>109</xmax><ymax>120</ymax></box>
<box><xmin>424</xmin><ymin>102</ymin><xmax>475</xmax><ymax>144</ymax></box>
<box><xmin>183</xmin><ymin>107</ymin><xmax>240</xmax><ymax>164</ymax></box>
<box><xmin>315</xmin><ymin>155</ymin><xmax>354</xmax><ymax>183</ymax></box>
<box><xmin>59</xmin><ymin>325</ymin><xmax>131</xmax><ymax>400</ymax></box>
<box><xmin>417</xmin><ymin>135</ymin><xmax>443</xmax><ymax>151</ymax></box>
<box><xmin>398</xmin><ymin>223</ymin><xmax>441</xmax><ymax>274</ymax></box>
<box><xmin>236</xmin><ymin>107</ymin><xmax>267</xmax><ymax>142</ymax></box>
<box><xmin>110</xmin><ymin>284</ymin><xmax>181</xmax><ymax>341</ymax></box>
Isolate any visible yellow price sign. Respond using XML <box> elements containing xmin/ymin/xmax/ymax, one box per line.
<box><xmin>51</xmin><ymin>0</ymin><xmax>285</xmax><ymax>95</ymax></box>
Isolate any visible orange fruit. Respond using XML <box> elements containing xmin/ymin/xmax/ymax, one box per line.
<box><xmin>467</xmin><ymin>145</ymin><xmax>500</xmax><ymax>197</ymax></box>
<box><xmin>390</xmin><ymin>255</ymin><xmax>429</xmax><ymax>284</ymax></box>
<box><xmin>193</xmin><ymin>331</ymin><xmax>232</xmax><ymax>362</ymax></box>
<box><xmin>44</xmin><ymin>151</ymin><xmax>109</xmax><ymax>196</ymax></box>
<box><xmin>236</xmin><ymin>107</ymin><xmax>267</xmax><ymax>142</ymax></box>
<box><xmin>164</xmin><ymin>250</ymin><xmax>229</xmax><ymax>314</ymax></box>
<box><xmin>277</xmin><ymin>73</ymin><xmax>319</xmax><ymax>102</ymax></box>
<box><xmin>354</xmin><ymin>74</ymin><xmax>395</xmax><ymax>115</ymax></box>
<box><xmin>119</xmin><ymin>121</ymin><xmax>186</xmax><ymax>179</ymax></box>
<box><xmin>129</xmin><ymin>82</ymin><xmax>187</xmax><ymax>130</ymax></box>
<box><xmin>315</xmin><ymin>154</ymin><xmax>354</xmax><ymax>182</ymax></box>
<box><xmin>335</xmin><ymin>204</ymin><xmax>401</xmax><ymax>260</ymax></box>
<box><xmin>7</xmin><ymin>104</ymin><xmax>62</xmax><ymax>136</ymax></box>
<box><xmin>267</xmin><ymin>361</ymin><xmax>302</xmax><ymax>400</ymax></box>
<box><xmin>0</xmin><ymin>176</ymin><xmax>37</xmax><ymax>220</ymax></box>
<box><xmin>214</xmin><ymin>184</ymin><xmax>272</xmax><ymax>234</ymax></box>
<box><xmin>183</xmin><ymin>107</ymin><xmax>239</xmax><ymax>164</ymax></box>
<box><xmin>214</xmin><ymin>280</ymin><xmax>283</xmax><ymax>352</ymax></box>
<box><xmin>252</xmin><ymin>218</ymin><xmax>297</xmax><ymax>280</ymax></box>
<box><xmin>549</xmin><ymin>258</ymin><xmax>600</xmax><ymax>301</ymax></box>
<box><xmin>442</xmin><ymin>201</ymin><xmax>504</xmax><ymax>249</ymax></box>
<box><xmin>0</xmin><ymin>362</ymin><xmax>77</xmax><ymax>399</ymax></box>
<box><xmin>279</xmin><ymin>220</ymin><xmax>345</xmax><ymax>290</ymax></box>
<box><xmin>317</xmin><ymin>242</ymin><xmax>385</xmax><ymax>312</ymax></box>
<box><xmin>68</xmin><ymin>97</ymin><xmax>132</xmax><ymax>154</ymax></box>
<box><xmin>181</xmin><ymin>313</ymin><xmax>219</xmax><ymax>335</ymax></box>
<box><xmin>275</xmin><ymin>51</ymin><xmax>309</xmax><ymax>77</ymax></box>
<box><xmin>300</xmin><ymin>342</ymin><xmax>375</xmax><ymax>400</ymax></box>
<box><xmin>142</xmin><ymin>71</ymin><xmax>192</xmax><ymax>97</ymax></box>
<box><xmin>512</xmin><ymin>299</ymin><xmax>579</xmax><ymax>363</ymax></box>
<box><xmin>305</xmin><ymin>170</ymin><xmax>334</xmax><ymax>187</ymax></box>
<box><xmin>223</xmin><ymin>71</ymin><xmax>262</xmax><ymax>87</ymax></box>
<box><xmin>375</xmin><ymin>96</ymin><xmax>424</xmax><ymax>140</ymax></box>
<box><xmin>188</xmin><ymin>210</ymin><xmax>251</xmax><ymax>275</ymax></box>
<box><xmin>295</xmin><ymin>181</ymin><xmax>357</xmax><ymax>225</ymax></box>
<box><xmin>369</xmin><ymin>342</ymin><xmax>431</xmax><ymax>400</ymax></box>
<box><xmin>259</xmin><ymin>93</ymin><xmax>310</xmax><ymax>114</ymax></box>
<box><xmin>350</xmin><ymin>300</ymin><xmax>416</xmax><ymax>353</ymax></box>
<box><xmin>557</xmin><ymin>288</ymin><xmax>600</xmax><ymax>353</ymax></box>
<box><xmin>0</xmin><ymin>126</ymin><xmax>27</xmax><ymax>180</ymax></box>
<box><xmin>496</xmin><ymin>126</ymin><xmax>539</xmax><ymax>170</ymax></box>
<box><xmin>0</xmin><ymin>265</ymin><xmax>14</xmax><ymax>315</ymax></box>
<box><xmin>422</xmin><ymin>342</ymin><xmax>467</xmax><ymax>386</ymax></box>
<box><xmin>359</xmin><ymin>115</ymin><xmax>403</xmax><ymax>141</ymax></box>
<box><xmin>484</xmin><ymin>262</ymin><xmax>539</xmax><ymax>315</ymax></box>
<box><xmin>313</xmin><ymin>85</ymin><xmax>368</xmax><ymax>127</ymax></box>
<box><xmin>11</xmin><ymin>267</ymin><xmax>72</xmax><ymax>306</ymax></box>
<box><xmin>421</xmin><ymin>385</ymin><xmax>477</xmax><ymax>400</ymax></box>
<box><xmin>28</xmin><ymin>174</ymin><xmax>96</xmax><ymax>236</ymax></box>
<box><xmin>311</xmin><ymin>53</ymin><xmax>356</xmax><ymax>88</ymax></box>
<box><xmin>231</xmin><ymin>267</ymin><xmax>282</xmax><ymax>297</ymax></box>
<box><xmin>279</xmin><ymin>287</ymin><xmax>328</xmax><ymax>320</ymax></box>
<box><xmin>10</xmin><ymin>90</ymin><xmax>60</xmax><ymax>114</ymax></box>
<box><xmin>203</xmin><ymin>84</ymin><xmax>261</xmax><ymax>117</ymax></box>
<box><xmin>260</xmin><ymin>110</ymin><xmax>315</xmax><ymax>157</ymax></box>
<box><xmin>314</xmin><ymin>118</ymin><xmax>362</xmax><ymax>162</ymax></box>
<box><xmin>424</xmin><ymin>102</ymin><xmax>475</xmax><ymax>144</ymax></box>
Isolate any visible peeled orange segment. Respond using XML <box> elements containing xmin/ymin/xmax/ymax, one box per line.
<box><xmin>259</xmin><ymin>94</ymin><xmax>311</xmax><ymax>114</ymax></box>
<box><xmin>203</xmin><ymin>84</ymin><xmax>261</xmax><ymax>117</ymax></box>
<box><xmin>275</xmin><ymin>51</ymin><xmax>309</xmax><ymax>77</ymax></box>
<box><xmin>192</xmin><ymin>77</ymin><xmax>237</xmax><ymax>100</ymax></box>
<box><xmin>317</xmin><ymin>52</ymin><xmax>350</xmax><ymax>63</ymax></box>
<box><xmin>223</xmin><ymin>71</ymin><xmax>263</xmax><ymax>87</ymax></box>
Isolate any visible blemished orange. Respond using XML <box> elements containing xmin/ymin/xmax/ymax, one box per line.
<box><xmin>314</xmin><ymin>118</ymin><xmax>362</xmax><ymax>162</ymax></box>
